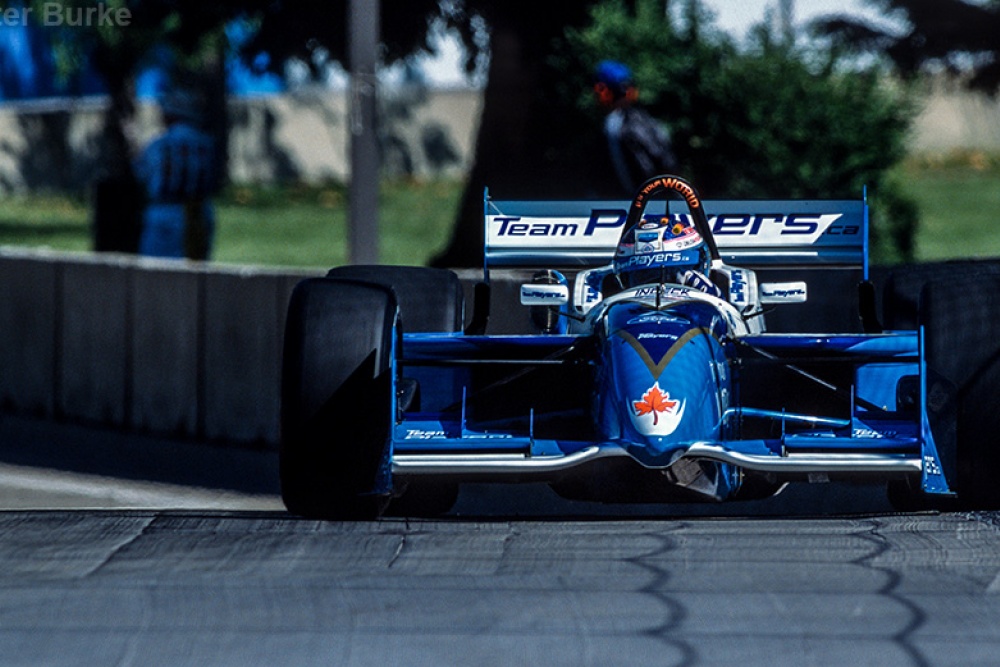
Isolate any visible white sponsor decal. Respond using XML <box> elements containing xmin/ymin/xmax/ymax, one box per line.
<box><xmin>405</xmin><ymin>429</ymin><xmax>446</xmax><ymax>440</ymax></box>
<box><xmin>488</xmin><ymin>212</ymin><xmax>848</xmax><ymax>249</ymax></box>
<box><xmin>629</xmin><ymin>383</ymin><xmax>686</xmax><ymax>437</ymax></box>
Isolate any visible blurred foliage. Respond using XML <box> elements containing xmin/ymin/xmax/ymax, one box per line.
<box><xmin>244</xmin><ymin>0</ymin><xmax>495</xmax><ymax>81</ymax></box>
<box><xmin>814</xmin><ymin>0</ymin><xmax>1000</xmax><ymax>95</ymax></box>
<box><xmin>245</xmin><ymin>1</ymin><xmax>438</xmax><ymax>78</ymax></box>
<box><xmin>559</xmin><ymin>0</ymin><xmax>919</xmax><ymax>262</ymax></box>
<box><xmin>4</xmin><ymin>0</ymin><xmax>964</xmax><ymax>265</ymax></box>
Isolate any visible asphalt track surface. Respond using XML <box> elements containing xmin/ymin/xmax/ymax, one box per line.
<box><xmin>2</xmin><ymin>414</ymin><xmax>1000</xmax><ymax>666</ymax></box>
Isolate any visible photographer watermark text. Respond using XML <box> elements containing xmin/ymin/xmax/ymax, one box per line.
<box><xmin>1</xmin><ymin>3</ymin><xmax>132</xmax><ymax>28</ymax></box>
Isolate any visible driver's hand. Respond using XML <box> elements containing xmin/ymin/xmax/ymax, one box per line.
<box><xmin>679</xmin><ymin>270</ymin><xmax>722</xmax><ymax>298</ymax></box>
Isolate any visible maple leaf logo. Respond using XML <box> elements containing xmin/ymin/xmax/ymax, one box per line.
<box><xmin>633</xmin><ymin>383</ymin><xmax>678</xmax><ymax>426</ymax></box>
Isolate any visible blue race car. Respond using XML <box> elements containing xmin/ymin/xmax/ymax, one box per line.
<box><xmin>279</xmin><ymin>175</ymin><xmax>992</xmax><ymax>519</ymax></box>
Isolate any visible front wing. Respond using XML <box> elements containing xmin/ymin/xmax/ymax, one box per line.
<box><xmin>387</xmin><ymin>330</ymin><xmax>952</xmax><ymax>498</ymax></box>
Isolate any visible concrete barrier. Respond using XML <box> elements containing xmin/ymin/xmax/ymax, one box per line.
<box><xmin>0</xmin><ymin>89</ymin><xmax>484</xmax><ymax>194</ymax></box>
<box><xmin>0</xmin><ymin>248</ymin><xmax>320</xmax><ymax>448</ymax></box>
<box><xmin>0</xmin><ymin>248</ymin><xmax>537</xmax><ymax>449</ymax></box>
<box><xmin>0</xmin><ymin>248</ymin><xmax>879</xmax><ymax>449</ymax></box>
<box><xmin>59</xmin><ymin>256</ymin><xmax>131</xmax><ymax>425</ymax></box>
<box><xmin>0</xmin><ymin>83</ymin><xmax>995</xmax><ymax>195</ymax></box>
<box><xmin>0</xmin><ymin>250</ymin><xmax>58</xmax><ymax>416</ymax></box>
<box><xmin>201</xmin><ymin>270</ymin><xmax>301</xmax><ymax>444</ymax></box>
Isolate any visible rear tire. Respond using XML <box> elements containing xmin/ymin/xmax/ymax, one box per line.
<box><xmin>280</xmin><ymin>278</ymin><xmax>397</xmax><ymax>519</ymax></box>
<box><xmin>881</xmin><ymin>260</ymin><xmax>1000</xmax><ymax>330</ymax></box>
<box><xmin>326</xmin><ymin>265</ymin><xmax>464</xmax><ymax>332</ymax></box>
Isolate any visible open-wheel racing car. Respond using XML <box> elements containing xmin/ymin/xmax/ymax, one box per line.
<box><xmin>280</xmin><ymin>175</ymin><xmax>1000</xmax><ymax>519</ymax></box>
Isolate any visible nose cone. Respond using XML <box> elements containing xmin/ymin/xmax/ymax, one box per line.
<box><xmin>603</xmin><ymin>301</ymin><xmax>730</xmax><ymax>467</ymax></box>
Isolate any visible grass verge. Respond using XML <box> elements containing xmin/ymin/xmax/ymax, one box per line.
<box><xmin>0</xmin><ymin>179</ymin><xmax>463</xmax><ymax>269</ymax></box>
<box><xmin>0</xmin><ymin>160</ymin><xmax>997</xmax><ymax>267</ymax></box>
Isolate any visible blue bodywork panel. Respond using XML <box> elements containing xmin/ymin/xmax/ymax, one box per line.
<box><xmin>384</xmin><ymin>180</ymin><xmax>950</xmax><ymax>503</ymax></box>
<box><xmin>390</xmin><ymin>316</ymin><xmax>950</xmax><ymax>500</ymax></box>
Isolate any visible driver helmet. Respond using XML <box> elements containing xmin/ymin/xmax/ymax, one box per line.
<box><xmin>613</xmin><ymin>216</ymin><xmax>709</xmax><ymax>289</ymax></box>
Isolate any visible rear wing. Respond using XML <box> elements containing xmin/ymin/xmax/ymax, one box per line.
<box><xmin>484</xmin><ymin>194</ymin><xmax>868</xmax><ymax>276</ymax></box>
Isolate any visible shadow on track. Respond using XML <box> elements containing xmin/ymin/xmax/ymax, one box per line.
<box><xmin>0</xmin><ymin>413</ymin><xmax>897</xmax><ymax>518</ymax></box>
<box><xmin>0</xmin><ymin>413</ymin><xmax>280</xmax><ymax>497</ymax></box>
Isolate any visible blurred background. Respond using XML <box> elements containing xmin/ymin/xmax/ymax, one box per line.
<box><xmin>0</xmin><ymin>0</ymin><xmax>997</xmax><ymax>269</ymax></box>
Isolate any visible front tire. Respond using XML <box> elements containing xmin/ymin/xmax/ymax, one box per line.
<box><xmin>920</xmin><ymin>277</ymin><xmax>1000</xmax><ymax>509</ymax></box>
<box><xmin>884</xmin><ymin>266</ymin><xmax>1000</xmax><ymax>510</ymax></box>
<box><xmin>280</xmin><ymin>278</ymin><xmax>397</xmax><ymax>519</ymax></box>
<box><xmin>327</xmin><ymin>266</ymin><xmax>465</xmax><ymax>517</ymax></box>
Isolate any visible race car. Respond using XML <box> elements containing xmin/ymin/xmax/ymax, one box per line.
<box><xmin>279</xmin><ymin>174</ymin><xmax>1000</xmax><ymax>519</ymax></box>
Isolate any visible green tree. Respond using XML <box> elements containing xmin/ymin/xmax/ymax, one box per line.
<box><xmin>246</xmin><ymin>0</ymin><xmax>604</xmax><ymax>268</ymax></box>
<box><xmin>813</xmin><ymin>0</ymin><xmax>1000</xmax><ymax>94</ymax></box>
<box><xmin>34</xmin><ymin>1</ymin><xmax>247</xmax><ymax>179</ymax></box>
<box><xmin>810</xmin><ymin>0</ymin><xmax>997</xmax><ymax>262</ymax></box>
<box><xmin>563</xmin><ymin>0</ymin><xmax>918</xmax><ymax>262</ymax></box>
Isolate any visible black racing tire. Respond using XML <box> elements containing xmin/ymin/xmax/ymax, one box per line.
<box><xmin>881</xmin><ymin>260</ymin><xmax>1000</xmax><ymax>330</ymax></box>
<box><xmin>326</xmin><ymin>265</ymin><xmax>465</xmax><ymax>517</ymax></box>
<box><xmin>280</xmin><ymin>278</ymin><xmax>397</xmax><ymax>519</ymax></box>
<box><xmin>326</xmin><ymin>265</ymin><xmax>465</xmax><ymax>333</ymax></box>
<box><xmin>886</xmin><ymin>477</ymin><xmax>955</xmax><ymax>512</ymax></box>
<box><xmin>919</xmin><ymin>277</ymin><xmax>1000</xmax><ymax>509</ymax></box>
<box><xmin>885</xmin><ymin>268</ymin><xmax>1000</xmax><ymax>510</ymax></box>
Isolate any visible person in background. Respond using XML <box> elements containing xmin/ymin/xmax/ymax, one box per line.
<box><xmin>593</xmin><ymin>60</ymin><xmax>679</xmax><ymax>197</ymax></box>
<box><xmin>135</xmin><ymin>89</ymin><xmax>218</xmax><ymax>260</ymax></box>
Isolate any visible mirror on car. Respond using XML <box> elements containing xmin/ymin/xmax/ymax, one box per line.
<box><xmin>759</xmin><ymin>282</ymin><xmax>807</xmax><ymax>304</ymax></box>
<box><xmin>520</xmin><ymin>283</ymin><xmax>570</xmax><ymax>306</ymax></box>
